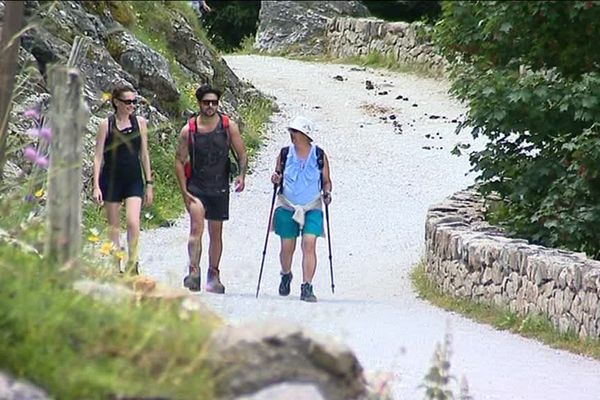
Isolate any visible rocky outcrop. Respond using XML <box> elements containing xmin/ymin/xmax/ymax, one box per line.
<box><xmin>205</xmin><ymin>320</ymin><xmax>367</xmax><ymax>400</ymax></box>
<box><xmin>0</xmin><ymin>372</ymin><xmax>50</xmax><ymax>400</ymax></box>
<box><xmin>425</xmin><ymin>189</ymin><xmax>600</xmax><ymax>339</ymax></box>
<box><xmin>255</xmin><ymin>0</ymin><xmax>369</xmax><ymax>55</ymax></box>
<box><xmin>2</xmin><ymin>0</ymin><xmax>257</xmax><ymax>191</ymax></box>
<box><xmin>326</xmin><ymin>17</ymin><xmax>447</xmax><ymax>76</ymax></box>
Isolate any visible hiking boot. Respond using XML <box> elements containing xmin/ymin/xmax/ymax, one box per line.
<box><xmin>206</xmin><ymin>267</ymin><xmax>225</xmax><ymax>294</ymax></box>
<box><xmin>183</xmin><ymin>267</ymin><xmax>201</xmax><ymax>292</ymax></box>
<box><xmin>279</xmin><ymin>271</ymin><xmax>293</xmax><ymax>296</ymax></box>
<box><xmin>300</xmin><ymin>283</ymin><xmax>317</xmax><ymax>303</ymax></box>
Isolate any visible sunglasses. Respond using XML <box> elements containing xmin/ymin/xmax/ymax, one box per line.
<box><xmin>118</xmin><ymin>98</ymin><xmax>138</xmax><ymax>105</ymax></box>
<box><xmin>201</xmin><ymin>100</ymin><xmax>219</xmax><ymax>106</ymax></box>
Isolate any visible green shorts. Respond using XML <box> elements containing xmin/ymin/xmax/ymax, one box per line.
<box><xmin>274</xmin><ymin>207</ymin><xmax>324</xmax><ymax>238</ymax></box>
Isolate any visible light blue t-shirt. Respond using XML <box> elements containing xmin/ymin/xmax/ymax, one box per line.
<box><xmin>282</xmin><ymin>144</ymin><xmax>321</xmax><ymax>206</ymax></box>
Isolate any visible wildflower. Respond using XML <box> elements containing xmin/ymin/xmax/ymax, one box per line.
<box><xmin>34</xmin><ymin>188</ymin><xmax>44</xmax><ymax>198</ymax></box>
<box><xmin>87</xmin><ymin>234</ymin><xmax>100</xmax><ymax>243</ymax></box>
<box><xmin>23</xmin><ymin>146</ymin><xmax>50</xmax><ymax>169</ymax></box>
<box><xmin>23</xmin><ymin>107</ymin><xmax>40</xmax><ymax>121</ymax></box>
<box><xmin>26</xmin><ymin>127</ymin><xmax>52</xmax><ymax>141</ymax></box>
<box><xmin>24</xmin><ymin>194</ymin><xmax>35</xmax><ymax>202</ymax></box>
<box><xmin>114</xmin><ymin>249</ymin><xmax>126</xmax><ymax>260</ymax></box>
<box><xmin>101</xmin><ymin>92</ymin><xmax>112</xmax><ymax>102</ymax></box>
<box><xmin>99</xmin><ymin>242</ymin><xmax>114</xmax><ymax>256</ymax></box>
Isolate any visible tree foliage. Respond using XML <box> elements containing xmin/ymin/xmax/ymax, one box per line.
<box><xmin>202</xmin><ymin>0</ymin><xmax>260</xmax><ymax>52</ymax></box>
<box><xmin>362</xmin><ymin>0</ymin><xmax>441</xmax><ymax>22</ymax></box>
<box><xmin>434</xmin><ymin>1</ymin><xmax>600</xmax><ymax>258</ymax></box>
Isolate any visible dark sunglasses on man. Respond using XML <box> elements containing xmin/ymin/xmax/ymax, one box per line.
<box><xmin>201</xmin><ymin>100</ymin><xmax>219</xmax><ymax>107</ymax></box>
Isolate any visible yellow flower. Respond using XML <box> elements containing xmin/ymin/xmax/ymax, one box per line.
<box><xmin>114</xmin><ymin>250</ymin><xmax>126</xmax><ymax>260</ymax></box>
<box><xmin>34</xmin><ymin>188</ymin><xmax>45</xmax><ymax>198</ymax></box>
<box><xmin>101</xmin><ymin>92</ymin><xmax>112</xmax><ymax>102</ymax></box>
<box><xmin>99</xmin><ymin>242</ymin><xmax>114</xmax><ymax>256</ymax></box>
<box><xmin>88</xmin><ymin>234</ymin><xmax>100</xmax><ymax>243</ymax></box>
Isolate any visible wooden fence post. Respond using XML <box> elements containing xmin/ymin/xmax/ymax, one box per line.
<box><xmin>30</xmin><ymin>36</ymin><xmax>91</xmax><ymax>189</ymax></box>
<box><xmin>44</xmin><ymin>66</ymin><xmax>89</xmax><ymax>265</ymax></box>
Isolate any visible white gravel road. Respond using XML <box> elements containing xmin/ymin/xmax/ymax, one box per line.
<box><xmin>140</xmin><ymin>55</ymin><xmax>600</xmax><ymax>400</ymax></box>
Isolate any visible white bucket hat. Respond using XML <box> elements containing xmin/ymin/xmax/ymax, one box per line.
<box><xmin>287</xmin><ymin>115</ymin><xmax>314</xmax><ymax>141</ymax></box>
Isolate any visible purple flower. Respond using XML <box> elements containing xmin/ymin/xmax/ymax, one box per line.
<box><xmin>25</xmin><ymin>194</ymin><xmax>35</xmax><ymax>202</ymax></box>
<box><xmin>26</xmin><ymin>127</ymin><xmax>52</xmax><ymax>142</ymax></box>
<box><xmin>23</xmin><ymin>146</ymin><xmax>49</xmax><ymax>169</ymax></box>
<box><xmin>24</xmin><ymin>146</ymin><xmax>38</xmax><ymax>162</ymax></box>
<box><xmin>23</xmin><ymin>108</ymin><xmax>40</xmax><ymax>121</ymax></box>
<box><xmin>36</xmin><ymin>156</ymin><xmax>49</xmax><ymax>168</ymax></box>
<box><xmin>39</xmin><ymin>127</ymin><xmax>52</xmax><ymax>141</ymax></box>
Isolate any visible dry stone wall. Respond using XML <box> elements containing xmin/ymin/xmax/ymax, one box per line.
<box><xmin>326</xmin><ymin>17</ymin><xmax>447</xmax><ymax>76</ymax></box>
<box><xmin>425</xmin><ymin>189</ymin><xmax>600</xmax><ymax>339</ymax></box>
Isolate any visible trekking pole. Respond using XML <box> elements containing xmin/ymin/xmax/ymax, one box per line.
<box><xmin>256</xmin><ymin>183</ymin><xmax>278</xmax><ymax>298</ymax></box>
<box><xmin>325</xmin><ymin>202</ymin><xmax>335</xmax><ymax>293</ymax></box>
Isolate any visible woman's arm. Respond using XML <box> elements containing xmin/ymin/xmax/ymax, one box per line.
<box><xmin>138</xmin><ymin>116</ymin><xmax>153</xmax><ymax>183</ymax></box>
<box><xmin>92</xmin><ymin>119</ymin><xmax>108</xmax><ymax>204</ymax></box>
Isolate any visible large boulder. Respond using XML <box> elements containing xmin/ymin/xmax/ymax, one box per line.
<box><xmin>106</xmin><ymin>28</ymin><xmax>180</xmax><ymax>108</ymax></box>
<box><xmin>205</xmin><ymin>320</ymin><xmax>367</xmax><ymax>400</ymax></box>
<box><xmin>255</xmin><ymin>0</ymin><xmax>369</xmax><ymax>55</ymax></box>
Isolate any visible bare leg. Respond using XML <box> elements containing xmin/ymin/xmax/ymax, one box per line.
<box><xmin>280</xmin><ymin>238</ymin><xmax>297</xmax><ymax>274</ymax></box>
<box><xmin>104</xmin><ymin>201</ymin><xmax>121</xmax><ymax>249</ymax></box>
<box><xmin>124</xmin><ymin>196</ymin><xmax>142</xmax><ymax>265</ymax></box>
<box><xmin>188</xmin><ymin>200</ymin><xmax>205</xmax><ymax>273</ymax></box>
<box><xmin>207</xmin><ymin>220</ymin><xmax>223</xmax><ymax>270</ymax></box>
<box><xmin>301</xmin><ymin>234</ymin><xmax>317</xmax><ymax>283</ymax></box>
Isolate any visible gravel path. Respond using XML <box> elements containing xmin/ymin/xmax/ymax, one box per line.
<box><xmin>140</xmin><ymin>55</ymin><xmax>600</xmax><ymax>400</ymax></box>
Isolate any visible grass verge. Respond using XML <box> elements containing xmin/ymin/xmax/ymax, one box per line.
<box><xmin>0</xmin><ymin>242</ymin><xmax>219</xmax><ymax>399</ymax></box>
<box><xmin>411</xmin><ymin>262</ymin><xmax>600</xmax><ymax>360</ymax></box>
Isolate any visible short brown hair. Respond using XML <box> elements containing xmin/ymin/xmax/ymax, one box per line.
<box><xmin>110</xmin><ymin>82</ymin><xmax>136</xmax><ymax>110</ymax></box>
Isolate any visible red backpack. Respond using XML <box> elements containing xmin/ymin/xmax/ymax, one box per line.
<box><xmin>184</xmin><ymin>113</ymin><xmax>231</xmax><ymax>179</ymax></box>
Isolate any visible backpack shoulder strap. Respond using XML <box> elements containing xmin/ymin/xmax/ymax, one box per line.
<box><xmin>279</xmin><ymin>146</ymin><xmax>290</xmax><ymax>174</ymax></box>
<box><xmin>316</xmin><ymin>146</ymin><xmax>325</xmax><ymax>171</ymax></box>
<box><xmin>187</xmin><ymin>116</ymin><xmax>196</xmax><ymax>147</ymax></box>
<box><xmin>129</xmin><ymin>113</ymin><xmax>139</xmax><ymax>132</ymax></box>
<box><xmin>107</xmin><ymin>114</ymin><xmax>115</xmax><ymax>137</ymax></box>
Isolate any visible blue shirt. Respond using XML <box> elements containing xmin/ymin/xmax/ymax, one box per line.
<box><xmin>282</xmin><ymin>144</ymin><xmax>321</xmax><ymax>206</ymax></box>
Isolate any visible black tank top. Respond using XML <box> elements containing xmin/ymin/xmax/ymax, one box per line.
<box><xmin>188</xmin><ymin>115</ymin><xmax>230</xmax><ymax>195</ymax></box>
<box><xmin>102</xmin><ymin>114</ymin><xmax>142</xmax><ymax>180</ymax></box>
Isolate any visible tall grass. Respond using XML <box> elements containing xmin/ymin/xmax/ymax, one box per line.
<box><xmin>0</xmin><ymin>242</ymin><xmax>219</xmax><ymax>399</ymax></box>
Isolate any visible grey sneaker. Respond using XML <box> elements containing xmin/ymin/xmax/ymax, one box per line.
<box><xmin>206</xmin><ymin>267</ymin><xmax>225</xmax><ymax>294</ymax></box>
<box><xmin>183</xmin><ymin>267</ymin><xmax>201</xmax><ymax>292</ymax></box>
<box><xmin>279</xmin><ymin>272</ymin><xmax>293</xmax><ymax>296</ymax></box>
<box><xmin>300</xmin><ymin>283</ymin><xmax>317</xmax><ymax>303</ymax></box>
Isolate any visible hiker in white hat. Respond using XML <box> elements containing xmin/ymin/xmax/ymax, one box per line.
<box><xmin>268</xmin><ymin>115</ymin><xmax>333</xmax><ymax>302</ymax></box>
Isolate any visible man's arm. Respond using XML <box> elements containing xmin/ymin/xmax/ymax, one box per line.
<box><xmin>229</xmin><ymin>120</ymin><xmax>248</xmax><ymax>178</ymax></box>
<box><xmin>322</xmin><ymin>153</ymin><xmax>332</xmax><ymax>204</ymax></box>
<box><xmin>174</xmin><ymin>125</ymin><xmax>190</xmax><ymax>195</ymax></box>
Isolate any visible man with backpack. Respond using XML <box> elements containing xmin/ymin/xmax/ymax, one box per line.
<box><xmin>174</xmin><ymin>84</ymin><xmax>247</xmax><ymax>293</ymax></box>
<box><xmin>270</xmin><ymin>116</ymin><xmax>332</xmax><ymax>302</ymax></box>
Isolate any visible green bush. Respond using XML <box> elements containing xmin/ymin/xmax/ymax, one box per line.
<box><xmin>435</xmin><ymin>1</ymin><xmax>600</xmax><ymax>258</ymax></box>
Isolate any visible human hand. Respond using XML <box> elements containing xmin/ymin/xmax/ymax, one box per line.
<box><xmin>182</xmin><ymin>190</ymin><xmax>198</xmax><ymax>210</ymax></box>
<box><xmin>145</xmin><ymin>185</ymin><xmax>154</xmax><ymax>207</ymax></box>
<box><xmin>322</xmin><ymin>191</ymin><xmax>332</xmax><ymax>205</ymax></box>
<box><xmin>271</xmin><ymin>172</ymin><xmax>282</xmax><ymax>185</ymax></box>
<box><xmin>93</xmin><ymin>186</ymin><xmax>103</xmax><ymax>206</ymax></box>
<box><xmin>234</xmin><ymin>176</ymin><xmax>245</xmax><ymax>192</ymax></box>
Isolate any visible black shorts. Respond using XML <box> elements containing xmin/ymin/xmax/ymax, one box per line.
<box><xmin>100</xmin><ymin>173</ymin><xmax>144</xmax><ymax>203</ymax></box>
<box><xmin>187</xmin><ymin>184</ymin><xmax>229</xmax><ymax>221</ymax></box>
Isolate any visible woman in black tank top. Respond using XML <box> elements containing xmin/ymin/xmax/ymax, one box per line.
<box><xmin>92</xmin><ymin>83</ymin><xmax>154</xmax><ymax>275</ymax></box>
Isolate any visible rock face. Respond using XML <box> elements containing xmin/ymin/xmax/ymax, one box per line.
<box><xmin>425</xmin><ymin>188</ymin><xmax>600</xmax><ymax>339</ymax></box>
<box><xmin>255</xmin><ymin>0</ymin><xmax>369</xmax><ymax>55</ymax></box>
<box><xmin>2</xmin><ymin>0</ymin><xmax>255</xmax><ymax>189</ymax></box>
<box><xmin>0</xmin><ymin>372</ymin><xmax>50</xmax><ymax>400</ymax></box>
<box><xmin>205</xmin><ymin>320</ymin><xmax>367</xmax><ymax>400</ymax></box>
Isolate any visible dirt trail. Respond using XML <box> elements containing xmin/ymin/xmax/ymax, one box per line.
<box><xmin>141</xmin><ymin>55</ymin><xmax>600</xmax><ymax>400</ymax></box>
